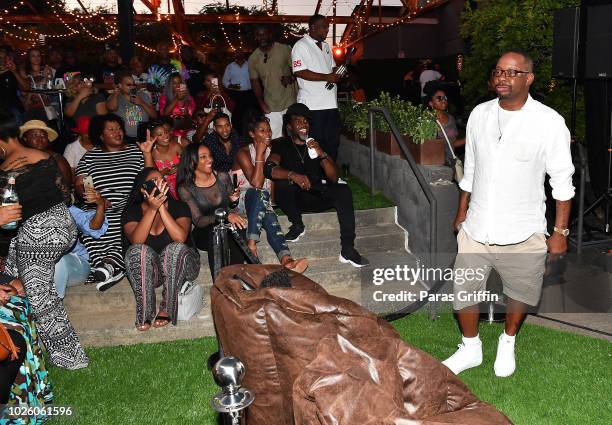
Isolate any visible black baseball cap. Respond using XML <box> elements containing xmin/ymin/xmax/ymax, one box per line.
<box><xmin>284</xmin><ymin>103</ymin><xmax>312</xmax><ymax>121</ymax></box>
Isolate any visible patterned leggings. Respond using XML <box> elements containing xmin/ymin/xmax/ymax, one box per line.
<box><xmin>6</xmin><ymin>203</ymin><xmax>89</xmax><ymax>370</ymax></box>
<box><xmin>125</xmin><ymin>243</ymin><xmax>200</xmax><ymax>327</ymax></box>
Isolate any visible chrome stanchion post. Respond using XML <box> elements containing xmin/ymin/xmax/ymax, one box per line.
<box><xmin>211</xmin><ymin>356</ymin><xmax>255</xmax><ymax>425</ymax></box>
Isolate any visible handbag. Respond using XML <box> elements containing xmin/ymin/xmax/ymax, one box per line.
<box><xmin>0</xmin><ymin>323</ymin><xmax>20</xmax><ymax>362</ymax></box>
<box><xmin>177</xmin><ymin>280</ymin><xmax>204</xmax><ymax>321</ymax></box>
<box><xmin>437</xmin><ymin>119</ymin><xmax>464</xmax><ymax>182</ymax></box>
<box><xmin>203</xmin><ymin>94</ymin><xmax>232</xmax><ymax>130</ymax></box>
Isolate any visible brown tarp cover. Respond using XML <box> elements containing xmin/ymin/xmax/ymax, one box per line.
<box><xmin>211</xmin><ymin>264</ymin><xmax>512</xmax><ymax>425</ymax></box>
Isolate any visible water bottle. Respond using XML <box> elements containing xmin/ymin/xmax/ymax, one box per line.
<box><xmin>2</xmin><ymin>175</ymin><xmax>19</xmax><ymax>230</ymax></box>
<box><xmin>298</xmin><ymin>131</ymin><xmax>319</xmax><ymax>159</ymax></box>
<box><xmin>305</xmin><ymin>138</ymin><xmax>319</xmax><ymax>159</ymax></box>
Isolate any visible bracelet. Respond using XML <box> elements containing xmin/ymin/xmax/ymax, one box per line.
<box><xmin>287</xmin><ymin>171</ymin><xmax>294</xmax><ymax>181</ymax></box>
<box><xmin>320</xmin><ymin>153</ymin><xmax>329</xmax><ymax>160</ymax></box>
<box><xmin>254</xmin><ymin>160</ymin><xmax>265</xmax><ymax>163</ymax></box>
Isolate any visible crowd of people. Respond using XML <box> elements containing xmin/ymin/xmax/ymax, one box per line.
<box><xmin>0</xmin><ymin>13</ymin><xmax>372</xmax><ymax>420</ymax></box>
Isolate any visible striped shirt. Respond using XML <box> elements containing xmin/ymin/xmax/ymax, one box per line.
<box><xmin>75</xmin><ymin>144</ymin><xmax>144</xmax><ymax>268</ymax></box>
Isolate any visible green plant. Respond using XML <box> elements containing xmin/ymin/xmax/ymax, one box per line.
<box><xmin>370</xmin><ymin>92</ymin><xmax>438</xmax><ymax>143</ymax></box>
<box><xmin>460</xmin><ymin>0</ymin><xmax>584</xmax><ymax>140</ymax></box>
<box><xmin>340</xmin><ymin>93</ymin><xmax>438</xmax><ymax>144</ymax></box>
<box><xmin>339</xmin><ymin>101</ymin><xmax>369</xmax><ymax>140</ymax></box>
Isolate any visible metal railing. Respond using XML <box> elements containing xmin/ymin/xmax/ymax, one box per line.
<box><xmin>367</xmin><ymin>107</ymin><xmax>438</xmax><ymax>266</ymax></box>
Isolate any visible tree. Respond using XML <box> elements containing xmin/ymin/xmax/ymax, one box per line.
<box><xmin>460</xmin><ymin>0</ymin><xmax>584</xmax><ymax>138</ymax></box>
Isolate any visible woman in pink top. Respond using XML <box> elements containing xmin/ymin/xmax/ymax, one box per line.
<box><xmin>158</xmin><ymin>74</ymin><xmax>196</xmax><ymax>137</ymax></box>
<box><xmin>149</xmin><ymin>121</ymin><xmax>183</xmax><ymax>199</ymax></box>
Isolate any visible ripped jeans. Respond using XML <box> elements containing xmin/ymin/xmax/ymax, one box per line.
<box><xmin>245</xmin><ymin>188</ymin><xmax>291</xmax><ymax>261</ymax></box>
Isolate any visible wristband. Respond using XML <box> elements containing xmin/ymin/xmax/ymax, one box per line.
<box><xmin>287</xmin><ymin>171</ymin><xmax>294</xmax><ymax>182</ymax></box>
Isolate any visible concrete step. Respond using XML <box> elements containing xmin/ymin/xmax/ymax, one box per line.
<box><xmin>275</xmin><ymin>207</ymin><xmax>396</xmax><ymax>231</ymax></box>
<box><xmin>64</xmin><ymin>255</ymin><xmax>365</xmax><ymax>314</ymax></box>
<box><xmin>73</xmin><ymin>284</ymin><xmax>363</xmax><ymax>347</ymax></box>
<box><xmin>68</xmin><ymin>248</ymin><xmax>421</xmax><ymax>347</ymax></box>
<box><xmin>256</xmin><ymin>223</ymin><xmax>406</xmax><ymax>262</ymax></box>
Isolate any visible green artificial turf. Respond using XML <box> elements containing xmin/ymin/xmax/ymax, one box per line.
<box><xmin>47</xmin><ymin>314</ymin><xmax>611</xmax><ymax>425</ymax></box>
<box><xmin>342</xmin><ymin>174</ymin><xmax>394</xmax><ymax>210</ymax></box>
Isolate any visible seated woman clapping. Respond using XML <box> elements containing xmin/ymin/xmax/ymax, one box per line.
<box><xmin>121</xmin><ymin>168</ymin><xmax>200</xmax><ymax>331</ymax></box>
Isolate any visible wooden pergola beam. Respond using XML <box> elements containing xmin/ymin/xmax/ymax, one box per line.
<box><xmin>340</xmin><ymin>0</ymin><xmax>367</xmax><ymax>45</ymax></box>
<box><xmin>139</xmin><ymin>0</ymin><xmax>160</xmax><ymax>14</ymax></box>
<box><xmin>315</xmin><ymin>0</ymin><xmax>323</xmax><ymax>15</ymax></box>
<box><xmin>2</xmin><ymin>14</ymin><xmax>355</xmax><ymax>24</ymax></box>
<box><xmin>347</xmin><ymin>0</ymin><xmax>449</xmax><ymax>46</ymax></box>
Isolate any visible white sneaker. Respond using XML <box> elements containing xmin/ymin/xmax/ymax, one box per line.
<box><xmin>442</xmin><ymin>340</ymin><xmax>483</xmax><ymax>375</ymax></box>
<box><xmin>337</xmin><ymin>177</ymin><xmax>348</xmax><ymax>185</ymax></box>
<box><xmin>494</xmin><ymin>333</ymin><xmax>516</xmax><ymax>377</ymax></box>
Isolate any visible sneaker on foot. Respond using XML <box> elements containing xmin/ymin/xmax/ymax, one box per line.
<box><xmin>95</xmin><ymin>263</ymin><xmax>124</xmax><ymax>292</ymax></box>
<box><xmin>494</xmin><ymin>333</ymin><xmax>516</xmax><ymax>377</ymax></box>
<box><xmin>285</xmin><ymin>225</ymin><xmax>305</xmax><ymax>242</ymax></box>
<box><xmin>339</xmin><ymin>248</ymin><xmax>370</xmax><ymax>268</ymax></box>
<box><xmin>442</xmin><ymin>341</ymin><xmax>483</xmax><ymax>375</ymax></box>
<box><xmin>337</xmin><ymin>177</ymin><xmax>348</xmax><ymax>185</ymax></box>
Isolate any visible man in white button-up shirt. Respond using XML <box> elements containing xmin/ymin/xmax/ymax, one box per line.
<box><xmin>442</xmin><ymin>51</ymin><xmax>575</xmax><ymax>378</ymax></box>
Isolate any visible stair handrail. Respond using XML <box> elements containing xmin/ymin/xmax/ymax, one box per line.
<box><xmin>367</xmin><ymin>107</ymin><xmax>438</xmax><ymax>267</ymax></box>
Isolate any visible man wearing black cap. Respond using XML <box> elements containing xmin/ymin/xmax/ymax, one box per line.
<box><xmin>264</xmin><ymin>103</ymin><xmax>369</xmax><ymax>267</ymax></box>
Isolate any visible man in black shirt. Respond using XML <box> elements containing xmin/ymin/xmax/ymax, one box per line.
<box><xmin>265</xmin><ymin>103</ymin><xmax>368</xmax><ymax>267</ymax></box>
<box><xmin>202</xmin><ymin>113</ymin><xmax>244</xmax><ymax>173</ymax></box>
<box><xmin>0</xmin><ymin>45</ymin><xmax>29</xmax><ymax>124</ymax></box>
<box><xmin>180</xmin><ymin>45</ymin><xmax>210</xmax><ymax>97</ymax></box>
<box><xmin>94</xmin><ymin>46</ymin><xmax>125</xmax><ymax>96</ymax></box>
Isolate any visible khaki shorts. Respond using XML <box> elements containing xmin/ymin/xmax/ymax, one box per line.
<box><xmin>452</xmin><ymin>228</ymin><xmax>548</xmax><ymax>310</ymax></box>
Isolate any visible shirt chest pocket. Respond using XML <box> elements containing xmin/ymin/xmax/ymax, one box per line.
<box><xmin>508</xmin><ymin>137</ymin><xmax>540</xmax><ymax>162</ymax></box>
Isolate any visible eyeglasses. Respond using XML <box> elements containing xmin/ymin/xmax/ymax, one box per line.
<box><xmin>491</xmin><ymin>68</ymin><xmax>531</xmax><ymax>78</ymax></box>
<box><xmin>263</xmin><ymin>53</ymin><xmax>268</xmax><ymax>64</ymax></box>
<box><xmin>434</xmin><ymin>95</ymin><xmax>448</xmax><ymax>101</ymax></box>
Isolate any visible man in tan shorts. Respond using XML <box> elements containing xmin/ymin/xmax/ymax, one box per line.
<box><xmin>443</xmin><ymin>51</ymin><xmax>575</xmax><ymax>377</ymax></box>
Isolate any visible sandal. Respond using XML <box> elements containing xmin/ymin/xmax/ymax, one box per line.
<box><xmin>137</xmin><ymin>321</ymin><xmax>151</xmax><ymax>331</ymax></box>
<box><xmin>153</xmin><ymin>313</ymin><xmax>170</xmax><ymax>328</ymax></box>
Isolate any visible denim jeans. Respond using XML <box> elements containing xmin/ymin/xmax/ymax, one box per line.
<box><xmin>54</xmin><ymin>253</ymin><xmax>91</xmax><ymax>298</ymax></box>
<box><xmin>244</xmin><ymin>188</ymin><xmax>291</xmax><ymax>261</ymax></box>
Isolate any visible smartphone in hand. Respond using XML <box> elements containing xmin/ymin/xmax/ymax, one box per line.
<box><xmin>83</xmin><ymin>175</ymin><xmax>95</xmax><ymax>191</ymax></box>
<box><xmin>142</xmin><ymin>179</ymin><xmax>160</xmax><ymax>197</ymax></box>
<box><xmin>232</xmin><ymin>173</ymin><xmax>238</xmax><ymax>189</ymax></box>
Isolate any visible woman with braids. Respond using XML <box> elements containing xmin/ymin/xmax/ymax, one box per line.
<box><xmin>122</xmin><ymin>168</ymin><xmax>199</xmax><ymax>331</ymax></box>
<box><xmin>234</xmin><ymin>114</ymin><xmax>307</xmax><ymax>273</ymax></box>
<box><xmin>0</xmin><ymin>111</ymin><xmax>88</xmax><ymax>370</ymax></box>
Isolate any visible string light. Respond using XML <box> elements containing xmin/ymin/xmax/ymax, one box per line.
<box><xmin>262</xmin><ymin>0</ymin><xmax>277</xmax><ymax>17</ymax></box>
<box><xmin>219</xmin><ymin>21</ymin><xmax>236</xmax><ymax>51</ymax></box>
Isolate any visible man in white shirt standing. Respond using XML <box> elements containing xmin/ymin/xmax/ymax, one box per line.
<box><xmin>419</xmin><ymin>62</ymin><xmax>443</xmax><ymax>102</ymax></box>
<box><xmin>223</xmin><ymin>51</ymin><xmax>257</xmax><ymax>135</ymax></box>
<box><xmin>443</xmin><ymin>51</ymin><xmax>574</xmax><ymax>378</ymax></box>
<box><xmin>291</xmin><ymin>14</ymin><xmax>342</xmax><ymax>160</ymax></box>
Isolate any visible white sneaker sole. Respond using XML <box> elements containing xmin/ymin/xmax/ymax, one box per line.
<box><xmin>286</xmin><ymin>229</ymin><xmax>305</xmax><ymax>242</ymax></box>
<box><xmin>339</xmin><ymin>254</ymin><xmax>369</xmax><ymax>268</ymax></box>
<box><xmin>96</xmin><ymin>272</ymin><xmax>125</xmax><ymax>291</ymax></box>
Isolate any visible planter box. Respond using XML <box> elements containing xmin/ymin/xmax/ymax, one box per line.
<box><xmin>373</xmin><ymin>130</ymin><xmax>444</xmax><ymax>165</ymax></box>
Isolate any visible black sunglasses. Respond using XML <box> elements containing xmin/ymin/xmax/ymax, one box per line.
<box><xmin>434</xmin><ymin>95</ymin><xmax>448</xmax><ymax>101</ymax></box>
